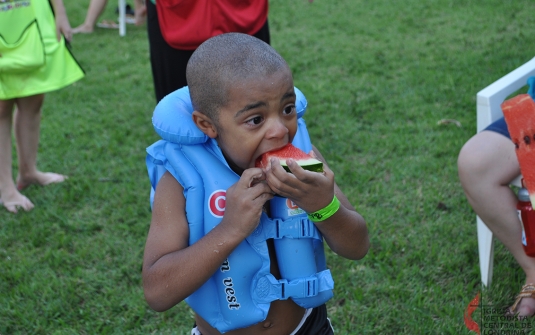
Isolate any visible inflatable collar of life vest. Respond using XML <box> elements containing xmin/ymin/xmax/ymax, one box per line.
<box><xmin>146</xmin><ymin>86</ymin><xmax>334</xmax><ymax>333</ymax></box>
<box><xmin>152</xmin><ymin>86</ymin><xmax>308</xmax><ymax>144</ymax></box>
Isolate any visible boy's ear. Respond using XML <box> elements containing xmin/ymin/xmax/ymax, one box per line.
<box><xmin>192</xmin><ymin>111</ymin><xmax>218</xmax><ymax>139</ymax></box>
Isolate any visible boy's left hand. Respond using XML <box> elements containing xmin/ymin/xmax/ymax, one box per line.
<box><xmin>264</xmin><ymin>156</ymin><xmax>335</xmax><ymax>213</ymax></box>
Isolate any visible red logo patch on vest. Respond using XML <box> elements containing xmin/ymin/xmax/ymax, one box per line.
<box><xmin>286</xmin><ymin>198</ymin><xmax>299</xmax><ymax>210</ymax></box>
<box><xmin>209</xmin><ymin>190</ymin><xmax>226</xmax><ymax>218</ymax></box>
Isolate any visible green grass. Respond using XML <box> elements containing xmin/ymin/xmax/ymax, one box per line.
<box><xmin>2</xmin><ymin>0</ymin><xmax>535</xmax><ymax>334</ymax></box>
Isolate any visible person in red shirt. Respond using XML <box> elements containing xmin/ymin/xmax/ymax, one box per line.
<box><xmin>146</xmin><ymin>0</ymin><xmax>269</xmax><ymax>102</ymax></box>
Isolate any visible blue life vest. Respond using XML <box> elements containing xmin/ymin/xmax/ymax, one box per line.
<box><xmin>146</xmin><ymin>87</ymin><xmax>334</xmax><ymax>333</ymax></box>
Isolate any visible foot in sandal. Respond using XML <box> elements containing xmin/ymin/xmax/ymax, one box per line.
<box><xmin>16</xmin><ymin>172</ymin><xmax>68</xmax><ymax>191</ymax></box>
<box><xmin>96</xmin><ymin>20</ymin><xmax>119</xmax><ymax>29</ymax></box>
<box><xmin>507</xmin><ymin>284</ymin><xmax>535</xmax><ymax>318</ymax></box>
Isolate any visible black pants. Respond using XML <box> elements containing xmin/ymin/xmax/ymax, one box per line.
<box><xmin>146</xmin><ymin>1</ymin><xmax>271</xmax><ymax>103</ymax></box>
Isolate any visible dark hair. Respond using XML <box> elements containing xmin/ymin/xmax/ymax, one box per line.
<box><xmin>186</xmin><ymin>33</ymin><xmax>288</xmax><ymax>124</ymax></box>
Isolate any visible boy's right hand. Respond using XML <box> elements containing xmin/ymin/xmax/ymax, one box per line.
<box><xmin>220</xmin><ymin>168</ymin><xmax>274</xmax><ymax>238</ymax></box>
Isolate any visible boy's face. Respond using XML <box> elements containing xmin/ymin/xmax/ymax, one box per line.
<box><xmin>212</xmin><ymin>67</ymin><xmax>297</xmax><ymax>174</ymax></box>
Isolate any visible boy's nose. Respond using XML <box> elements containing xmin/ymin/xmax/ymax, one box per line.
<box><xmin>265</xmin><ymin>118</ymin><xmax>289</xmax><ymax>139</ymax></box>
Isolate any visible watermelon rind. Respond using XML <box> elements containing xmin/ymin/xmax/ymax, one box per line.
<box><xmin>279</xmin><ymin>158</ymin><xmax>323</xmax><ymax>173</ymax></box>
<box><xmin>254</xmin><ymin>143</ymin><xmax>324</xmax><ymax>173</ymax></box>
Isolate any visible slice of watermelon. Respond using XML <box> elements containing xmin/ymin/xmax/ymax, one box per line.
<box><xmin>255</xmin><ymin>143</ymin><xmax>323</xmax><ymax>173</ymax></box>
<box><xmin>502</xmin><ymin>94</ymin><xmax>535</xmax><ymax>205</ymax></box>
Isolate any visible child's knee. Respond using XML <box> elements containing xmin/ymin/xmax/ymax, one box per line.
<box><xmin>457</xmin><ymin>137</ymin><xmax>484</xmax><ymax>179</ymax></box>
<box><xmin>458</xmin><ymin>131</ymin><xmax>518</xmax><ymax>185</ymax></box>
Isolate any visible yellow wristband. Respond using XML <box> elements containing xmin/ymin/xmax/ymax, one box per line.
<box><xmin>307</xmin><ymin>196</ymin><xmax>340</xmax><ymax>222</ymax></box>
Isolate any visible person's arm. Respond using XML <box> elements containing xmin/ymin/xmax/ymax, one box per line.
<box><xmin>49</xmin><ymin>0</ymin><xmax>73</xmax><ymax>42</ymax></box>
<box><xmin>264</xmin><ymin>145</ymin><xmax>369</xmax><ymax>260</ymax></box>
<box><xmin>142</xmin><ymin>169</ymin><xmax>274</xmax><ymax>311</ymax></box>
<box><xmin>133</xmin><ymin>0</ymin><xmax>146</xmax><ymax>26</ymax></box>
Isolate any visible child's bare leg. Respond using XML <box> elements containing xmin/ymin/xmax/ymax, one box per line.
<box><xmin>13</xmin><ymin>94</ymin><xmax>67</xmax><ymax>191</ymax></box>
<box><xmin>73</xmin><ymin>0</ymin><xmax>108</xmax><ymax>34</ymax></box>
<box><xmin>458</xmin><ymin>130</ymin><xmax>535</xmax><ymax>316</ymax></box>
<box><xmin>134</xmin><ymin>0</ymin><xmax>146</xmax><ymax>26</ymax></box>
<box><xmin>0</xmin><ymin>99</ymin><xmax>34</xmax><ymax>213</ymax></box>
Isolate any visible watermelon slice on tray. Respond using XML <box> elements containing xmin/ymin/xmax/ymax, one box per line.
<box><xmin>502</xmin><ymin>94</ymin><xmax>535</xmax><ymax>205</ymax></box>
<box><xmin>255</xmin><ymin>143</ymin><xmax>323</xmax><ymax>173</ymax></box>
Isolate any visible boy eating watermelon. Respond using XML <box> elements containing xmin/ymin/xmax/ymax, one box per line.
<box><xmin>143</xmin><ymin>33</ymin><xmax>369</xmax><ymax>334</ymax></box>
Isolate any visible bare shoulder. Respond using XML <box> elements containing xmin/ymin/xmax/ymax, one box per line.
<box><xmin>143</xmin><ymin>171</ymin><xmax>189</xmax><ymax>268</ymax></box>
<box><xmin>152</xmin><ymin>171</ymin><xmax>185</xmax><ymax>214</ymax></box>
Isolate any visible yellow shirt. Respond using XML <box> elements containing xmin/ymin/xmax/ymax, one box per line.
<box><xmin>0</xmin><ymin>0</ymin><xmax>84</xmax><ymax>99</ymax></box>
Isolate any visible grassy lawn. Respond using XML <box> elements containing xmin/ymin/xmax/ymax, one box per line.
<box><xmin>2</xmin><ymin>0</ymin><xmax>535</xmax><ymax>334</ymax></box>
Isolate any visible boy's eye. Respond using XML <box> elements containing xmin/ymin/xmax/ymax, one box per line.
<box><xmin>247</xmin><ymin>116</ymin><xmax>264</xmax><ymax>125</ymax></box>
<box><xmin>283</xmin><ymin>105</ymin><xmax>296</xmax><ymax>115</ymax></box>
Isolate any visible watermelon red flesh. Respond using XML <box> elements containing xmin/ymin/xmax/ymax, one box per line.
<box><xmin>502</xmin><ymin>94</ymin><xmax>535</xmax><ymax>205</ymax></box>
<box><xmin>255</xmin><ymin>143</ymin><xmax>323</xmax><ymax>172</ymax></box>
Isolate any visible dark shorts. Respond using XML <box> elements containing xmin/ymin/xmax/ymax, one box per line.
<box><xmin>293</xmin><ymin>304</ymin><xmax>334</xmax><ymax>335</ymax></box>
<box><xmin>484</xmin><ymin>116</ymin><xmax>511</xmax><ymax>139</ymax></box>
<box><xmin>192</xmin><ymin>304</ymin><xmax>334</xmax><ymax>335</ymax></box>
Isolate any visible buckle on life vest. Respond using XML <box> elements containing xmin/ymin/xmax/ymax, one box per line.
<box><xmin>253</xmin><ymin>270</ymin><xmax>334</xmax><ymax>303</ymax></box>
<box><xmin>248</xmin><ymin>215</ymin><xmax>323</xmax><ymax>246</ymax></box>
<box><xmin>272</xmin><ymin>217</ymin><xmax>320</xmax><ymax>239</ymax></box>
<box><xmin>281</xmin><ymin>276</ymin><xmax>319</xmax><ymax>299</ymax></box>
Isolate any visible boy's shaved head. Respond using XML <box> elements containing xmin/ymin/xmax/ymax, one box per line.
<box><xmin>186</xmin><ymin>33</ymin><xmax>289</xmax><ymax>123</ymax></box>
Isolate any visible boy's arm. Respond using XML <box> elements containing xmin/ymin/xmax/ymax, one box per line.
<box><xmin>264</xmin><ymin>146</ymin><xmax>370</xmax><ymax>260</ymax></box>
<box><xmin>142</xmin><ymin>170</ymin><xmax>274</xmax><ymax>311</ymax></box>
<box><xmin>309</xmin><ymin>147</ymin><xmax>369</xmax><ymax>259</ymax></box>
<box><xmin>313</xmin><ymin>180</ymin><xmax>369</xmax><ymax>260</ymax></box>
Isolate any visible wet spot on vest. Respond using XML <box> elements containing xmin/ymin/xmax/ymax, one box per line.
<box><xmin>262</xmin><ymin>321</ymin><xmax>273</xmax><ymax>329</ymax></box>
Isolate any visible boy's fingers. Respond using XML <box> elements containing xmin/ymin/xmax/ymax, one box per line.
<box><xmin>239</xmin><ymin>168</ymin><xmax>265</xmax><ymax>188</ymax></box>
<box><xmin>253</xmin><ymin>187</ymin><xmax>275</xmax><ymax>202</ymax></box>
<box><xmin>251</xmin><ymin>178</ymin><xmax>275</xmax><ymax>197</ymax></box>
<box><xmin>273</xmin><ymin>159</ymin><xmax>314</xmax><ymax>185</ymax></box>
<box><xmin>238</xmin><ymin>168</ymin><xmax>274</xmax><ymax>199</ymax></box>
<box><xmin>286</xmin><ymin>159</ymin><xmax>309</xmax><ymax>179</ymax></box>
<box><xmin>266</xmin><ymin>159</ymin><xmax>335</xmax><ymax>203</ymax></box>
<box><xmin>249</xmin><ymin>173</ymin><xmax>267</xmax><ymax>187</ymax></box>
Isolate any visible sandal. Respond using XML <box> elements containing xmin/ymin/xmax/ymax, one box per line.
<box><xmin>97</xmin><ymin>20</ymin><xmax>119</xmax><ymax>29</ymax></box>
<box><xmin>507</xmin><ymin>283</ymin><xmax>535</xmax><ymax>316</ymax></box>
<box><xmin>124</xmin><ymin>15</ymin><xmax>136</xmax><ymax>25</ymax></box>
